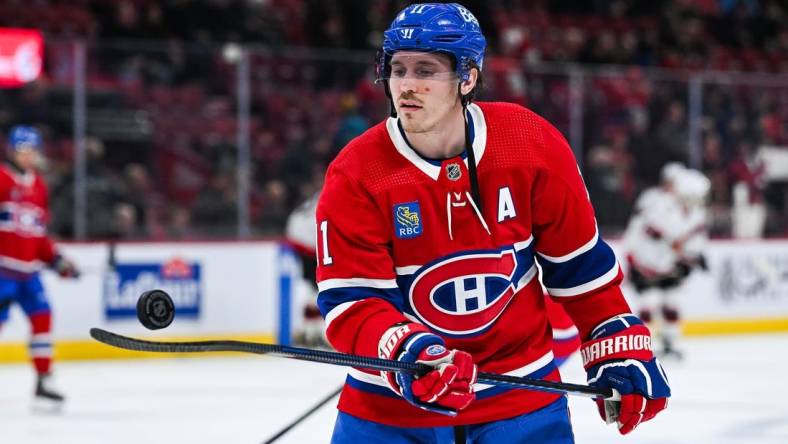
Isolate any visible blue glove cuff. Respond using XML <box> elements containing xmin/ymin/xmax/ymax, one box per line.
<box><xmin>587</xmin><ymin>357</ymin><xmax>671</xmax><ymax>399</ymax></box>
<box><xmin>398</xmin><ymin>333</ymin><xmax>445</xmax><ymax>363</ymax></box>
<box><xmin>589</xmin><ymin>314</ymin><xmax>643</xmax><ymax>340</ymax></box>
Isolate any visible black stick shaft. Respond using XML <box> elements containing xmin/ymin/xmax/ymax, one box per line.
<box><xmin>261</xmin><ymin>385</ymin><xmax>342</xmax><ymax>444</ymax></box>
<box><xmin>89</xmin><ymin>328</ymin><xmax>612</xmax><ymax>399</ymax></box>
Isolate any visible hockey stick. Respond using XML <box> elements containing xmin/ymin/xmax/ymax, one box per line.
<box><xmin>90</xmin><ymin>328</ymin><xmax>614</xmax><ymax>399</ymax></box>
<box><xmin>261</xmin><ymin>385</ymin><xmax>343</xmax><ymax>444</ymax></box>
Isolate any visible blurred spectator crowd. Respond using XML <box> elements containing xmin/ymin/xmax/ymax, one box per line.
<box><xmin>0</xmin><ymin>0</ymin><xmax>786</xmax><ymax>239</ymax></box>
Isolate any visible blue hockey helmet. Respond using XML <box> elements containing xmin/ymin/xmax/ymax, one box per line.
<box><xmin>7</xmin><ymin>125</ymin><xmax>43</xmax><ymax>151</ymax></box>
<box><xmin>377</xmin><ymin>3</ymin><xmax>487</xmax><ymax>83</ymax></box>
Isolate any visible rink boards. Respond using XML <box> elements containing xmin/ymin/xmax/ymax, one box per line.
<box><xmin>1</xmin><ymin>239</ymin><xmax>787</xmax><ymax>362</ymax></box>
<box><xmin>0</xmin><ymin>241</ymin><xmax>293</xmax><ymax>362</ymax></box>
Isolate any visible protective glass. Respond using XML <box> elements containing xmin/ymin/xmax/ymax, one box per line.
<box><xmin>376</xmin><ymin>51</ymin><xmax>459</xmax><ymax>82</ymax></box>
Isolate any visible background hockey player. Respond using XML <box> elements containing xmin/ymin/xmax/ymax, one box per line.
<box><xmin>0</xmin><ymin>125</ymin><xmax>80</xmax><ymax>405</ymax></box>
<box><xmin>315</xmin><ymin>3</ymin><xmax>670</xmax><ymax>443</ymax></box>
<box><xmin>284</xmin><ymin>190</ymin><xmax>326</xmax><ymax>347</ymax></box>
<box><xmin>673</xmin><ymin>169</ymin><xmax>711</xmax><ymax>277</ymax></box>
<box><xmin>623</xmin><ymin>164</ymin><xmax>710</xmax><ymax>358</ymax></box>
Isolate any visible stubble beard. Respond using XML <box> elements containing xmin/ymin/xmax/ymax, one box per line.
<box><xmin>399</xmin><ymin>113</ymin><xmax>433</xmax><ymax>133</ymax></box>
<box><xmin>397</xmin><ymin>93</ymin><xmax>459</xmax><ymax>134</ymax></box>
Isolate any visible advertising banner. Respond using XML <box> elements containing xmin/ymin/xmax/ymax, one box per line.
<box><xmin>103</xmin><ymin>258</ymin><xmax>202</xmax><ymax>320</ymax></box>
<box><xmin>0</xmin><ymin>28</ymin><xmax>43</xmax><ymax>88</ymax></box>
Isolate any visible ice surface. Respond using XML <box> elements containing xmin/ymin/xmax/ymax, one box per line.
<box><xmin>2</xmin><ymin>334</ymin><xmax>787</xmax><ymax>443</ymax></box>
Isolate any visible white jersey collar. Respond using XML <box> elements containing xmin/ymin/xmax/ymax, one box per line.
<box><xmin>386</xmin><ymin>103</ymin><xmax>487</xmax><ymax>181</ymax></box>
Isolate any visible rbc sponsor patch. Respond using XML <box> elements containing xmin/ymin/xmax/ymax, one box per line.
<box><xmin>394</xmin><ymin>202</ymin><xmax>423</xmax><ymax>239</ymax></box>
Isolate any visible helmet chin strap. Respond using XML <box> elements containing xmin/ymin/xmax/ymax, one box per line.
<box><xmin>384</xmin><ymin>81</ymin><xmax>397</xmax><ymax>118</ymax></box>
<box><xmin>460</xmin><ymin>83</ymin><xmax>482</xmax><ymax>213</ymax></box>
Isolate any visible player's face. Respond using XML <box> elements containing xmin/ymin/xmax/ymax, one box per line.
<box><xmin>13</xmin><ymin>148</ymin><xmax>40</xmax><ymax>171</ymax></box>
<box><xmin>389</xmin><ymin>51</ymin><xmax>461</xmax><ymax>133</ymax></box>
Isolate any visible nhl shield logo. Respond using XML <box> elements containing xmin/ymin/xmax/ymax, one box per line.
<box><xmin>445</xmin><ymin>163</ymin><xmax>462</xmax><ymax>181</ymax></box>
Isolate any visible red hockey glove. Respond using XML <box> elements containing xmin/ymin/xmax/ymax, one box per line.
<box><xmin>379</xmin><ymin>323</ymin><xmax>477</xmax><ymax>416</ymax></box>
<box><xmin>52</xmin><ymin>255</ymin><xmax>80</xmax><ymax>279</ymax></box>
<box><xmin>582</xmin><ymin>314</ymin><xmax>671</xmax><ymax>435</ymax></box>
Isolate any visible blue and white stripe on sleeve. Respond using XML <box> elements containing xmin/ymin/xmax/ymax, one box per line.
<box><xmin>536</xmin><ymin>232</ymin><xmax>620</xmax><ymax>297</ymax></box>
<box><xmin>317</xmin><ymin>277</ymin><xmax>403</xmax><ymax>326</ymax></box>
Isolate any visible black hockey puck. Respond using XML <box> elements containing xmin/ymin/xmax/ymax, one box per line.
<box><xmin>137</xmin><ymin>289</ymin><xmax>175</xmax><ymax>330</ymax></box>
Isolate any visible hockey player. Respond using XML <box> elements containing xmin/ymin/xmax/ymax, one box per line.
<box><xmin>634</xmin><ymin>162</ymin><xmax>685</xmax><ymax>214</ymax></box>
<box><xmin>674</xmin><ymin>170</ymin><xmax>711</xmax><ymax>275</ymax></box>
<box><xmin>0</xmin><ymin>126</ymin><xmax>80</xmax><ymax>404</ymax></box>
<box><xmin>284</xmin><ymin>190</ymin><xmax>326</xmax><ymax>347</ymax></box>
<box><xmin>316</xmin><ymin>4</ymin><xmax>670</xmax><ymax>443</ymax></box>
<box><xmin>624</xmin><ymin>165</ymin><xmax>710</xmax><ymax>358</ymax></box>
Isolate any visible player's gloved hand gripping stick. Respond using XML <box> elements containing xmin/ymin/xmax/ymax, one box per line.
<box><xmin>378</xmin><ymin>323</ymin><xmax>477</xmax><ymax>415</ymax></box>
<box><xmin>581</xmin><ymin>314</ymin><xmax>671</xmax><ymax>434</ymax></box>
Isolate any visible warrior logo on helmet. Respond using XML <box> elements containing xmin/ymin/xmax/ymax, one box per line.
<box><xmin>399</xmin><ymin>29</ymin><xmax>415</xmax><ymax>39</ymax></box>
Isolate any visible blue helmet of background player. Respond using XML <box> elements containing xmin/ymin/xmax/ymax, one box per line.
<box><xmin>377</xmin><ymin>3</ymin><xmax>487</xmax><ymax>83</ymax></box>
<box><xmin>7</xmin><ymin>125</ymin><xmax>43</xmax><ymax>152</ymax></box>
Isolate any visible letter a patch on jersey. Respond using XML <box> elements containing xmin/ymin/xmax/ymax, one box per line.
<box><xmin>394</xmin><ymin>202</ymin><xmax>423</xmax><ymax>239</ymax></box>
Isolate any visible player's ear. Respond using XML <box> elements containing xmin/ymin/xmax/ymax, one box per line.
<box><xmin>460</xmin><ymin>68</ymin><xmax>478</xmax><ymax>96</ymax></box>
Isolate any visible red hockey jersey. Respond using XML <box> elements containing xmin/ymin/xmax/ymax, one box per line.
<box><xmin>544</xmin><ymin>294</ymin><xmax>580</xmax><ymax>363</ymax></box>
<box><xmin>0</xmin><ymin>163</ymin><xmax>56</xmax><ymax>275</ymax></box>
<box><xmin>316</xmin><ymin>102</ymin><xmax>630</xmax><ymax>427</ymax></box>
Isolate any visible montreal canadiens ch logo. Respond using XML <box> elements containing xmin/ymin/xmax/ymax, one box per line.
<box><xmin>409</xmin><ymin>250</ymin><xmax>522</xmax><ymax>336</ymax></box>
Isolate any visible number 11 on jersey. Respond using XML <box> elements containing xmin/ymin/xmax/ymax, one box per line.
<box><xmin>319</xmin><ymin>220</ymin><xmax>333</xmax><ymax>265</ymax></box>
